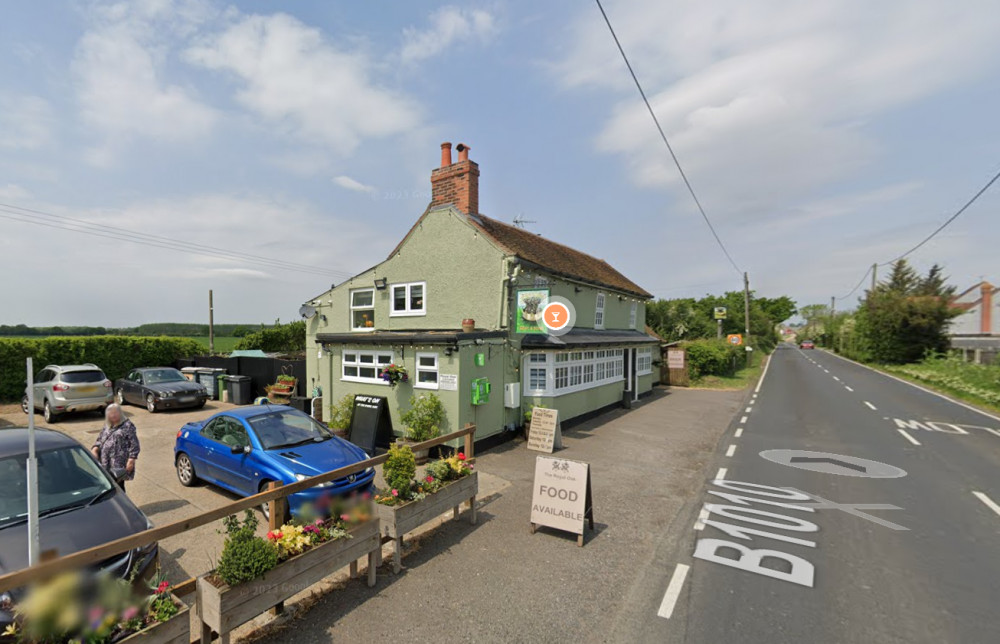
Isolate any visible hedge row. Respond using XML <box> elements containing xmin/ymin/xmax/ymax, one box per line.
<box><xmin>0</xmin><ymin>336</ymin><xmax>202</xmax><ymax>402</ymax></box>
<box><xmin>682</xmin><ymin>338</ymin><xmax>747</xmax><ymax>378</ymax></box>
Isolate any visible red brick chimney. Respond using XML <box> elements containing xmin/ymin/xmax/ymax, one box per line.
<box><xmin>430</xmin><ymin>141</ymin><xmax>479</xmax><ymax>215</ymax></box>
<box><xmin>981</xmin><ymin>282</ymin><xmax>993</xmax><ymax>334</ymax></box>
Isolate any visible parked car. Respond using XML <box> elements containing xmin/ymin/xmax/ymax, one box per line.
<box><xmin>21</xmin><ymin>364</ymin><xmax>113</xmax><ymax>423</ymax></box>
<box><xmin>800</xmin><ymin>340</ymin><xmax>815</xmax><ymax>349</ymax></box>
<box><xmin>116</xmin><ymin>367</ymin><xmax>209</xmax><ymax>413</ymax></box>
<box><xmin>173</xmin><ymin>405</ymin><xmax>375</xmax><ymax>521</ymax></box>
<box><xmin>0</xmin><ymin>428</ymin><xmax>158</xmax><ymax>631</ymax></box>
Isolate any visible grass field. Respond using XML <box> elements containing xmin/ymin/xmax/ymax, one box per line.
<box><xmin>691</xmin><ymin>354</ymin><xmax>767</xmax><ymax>390</ymax></box>
<box><xmin>191</xmin><ymin>336</ymin><xmax>241</xmax><ymax>353</ymax></box>
<box><xmin>882</xmin><ymin>355</ymin><xmax>1000</xmax><ymax>414</ymax></box>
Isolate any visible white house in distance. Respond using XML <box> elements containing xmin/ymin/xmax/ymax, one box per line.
<box><xmin>949</xmin><ymin>280</ymin><xmax>1000</xmax><ymax>363</ymax></box>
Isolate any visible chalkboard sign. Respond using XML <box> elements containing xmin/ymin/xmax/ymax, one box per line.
<box><xmin>348</xmin><ymin>395</ymin><xmax>393</xmax><ymax>454</ymax></box>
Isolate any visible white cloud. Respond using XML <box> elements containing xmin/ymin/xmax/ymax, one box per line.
<box><xmin>0</xmin><ymin>95</ymin><xmax>54</xmax><ymax>150</ymax></box>
<box><xmin>71</xmin><ymin>0</ymin><xmax>218</xmax><ymax>164</ymax></box>
<box><xmin>400</xmin><ymin>6</ymin><xmax>497</xmax><ymax>63</ymax></box>
<box><xmin>185</xmin><ymin>12</ymin><xmax>421</xmax><ymax>156</ymax></box>
<box><xmin>556</xmin><ymin>0</ymin><xmax>1000</xmax><ymax>217</ymax></box>
<box><xmin>333</xmin><ymin>175</ymin><xmax>376</xmax><ymax>193</ymax></box>
<box><xmin>0</xmin><ymin>184</ymin><xmax>32</xmax><ymax>201</ymax></box>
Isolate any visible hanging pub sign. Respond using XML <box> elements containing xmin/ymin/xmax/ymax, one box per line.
<box><xmin>527</xmin><ymin>407</ymin><xmax>562</xmax><ymax>453</ymax></box>
<box><xmin>516</xmin><ymin>289</ymin><xmax>549</xmax><ymax>334</ymax></box>
<box><xmin>529</xmin><ymin>456</ymin><xmax>595</xmax><ymax>547</ymax></box>
<box><xmin>348</xmin><ymin>394</ymin><xmax>393</xmax><ymax>454</ymax></box>
<box><xmin>713</xmin><ymin>306</ymin><xmax>728</xmax><ymax>320</ymax></box>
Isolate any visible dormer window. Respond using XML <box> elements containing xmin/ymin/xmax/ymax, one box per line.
<box><xmin>351</xmin><ymin>289</ymin><xmax>375</xmax><ymax>331</ymax></box>
<box><xmin>390</xmin><ymin>281</ymin><xmax>426</xmax><ymax>316</ymax></box>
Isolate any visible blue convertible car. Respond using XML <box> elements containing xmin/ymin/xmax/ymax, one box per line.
<box><xmin>173</xmin><ymin>405</ymin><xmax>374</xmax><ymax>519</ymax></box>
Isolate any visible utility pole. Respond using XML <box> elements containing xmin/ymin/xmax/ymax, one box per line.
<box><xmin>871</xmin><ymin>263</ymin><xmax>877</xmax><ymax>293</ymax></box>
<box><xmin>743</xmin><ymin>272</ymin><xmax>751</xmax><ymax>366</ymax></box>
<box><xmin>829</xmin><ymin>296</ymin><xmax>836</xmax><ymax>349</ymax></box>
<box><xmin>209</xmin><ymin>290</ymin><xmax>215</xmax><ymax>355</ymax></box>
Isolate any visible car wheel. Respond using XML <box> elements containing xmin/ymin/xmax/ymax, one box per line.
<box><xmin>116</xmin><ymin>389</ymin><xmax>126</xmax><ymax>405</ymax></box>
<box><xmin>196</xmin><ymin>400</ymin><xmax>206</xmax><ymax>409</ymax></box>
<box><xmin>43</xmin><ymin>400</ymin><xmax>58</xmax><ymax>423</ymax></box>
<box><xmin>146</xmin><ymin>394</ymin><xmax>158</xmax><ymax>413</ymax></box>
<box><xmin>175</xmin><ymin>453</ymin><xmax>197</xmax><ymax>487</ymax></box>
<box><xmin>259</xmin><ymin>481</ymin><xmax>288</xmax><ymax>524</ymax></box>
<box><xmin>21</xmin><ymin>395</ymin><xmax>30</xmax><ymax>414</ymax></box>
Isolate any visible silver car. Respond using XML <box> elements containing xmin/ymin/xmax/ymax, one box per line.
<box><xmin>21</xmin><ymin>364</ymin><xmax>114</xmax><ymax>423</ymax></box>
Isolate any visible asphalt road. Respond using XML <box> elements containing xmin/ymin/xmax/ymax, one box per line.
<box><xmin>654</xmin><ymin>345</ymin><xmax>1000</xmax><ymax>643</ymax></box>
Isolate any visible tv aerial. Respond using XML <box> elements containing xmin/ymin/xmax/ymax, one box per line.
<box><xmin>513</xmin><ymin>213</ymin><xmax>536</xmax><ymax>229</ymax></box>
<box><xmin>298</xmin><ymin>303</ymin><xmax>317</xmax><ymax>319</ymax></box>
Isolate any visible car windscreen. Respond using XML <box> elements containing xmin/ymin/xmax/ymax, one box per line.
<box><xmin>248</xmin><ymin>410</ymin><xmax>333</xmax><ymax>450</ymax></box>
<box><xmin>0</xmin><ymin>445</ymin><xmax>113</xmax><ymax>528</ymax></box>
<box><xmin>144</xmin><ymin>369</ymin><xmax>187</xmax><ymax>384</ymax></box>
<box><xmin>61</xmin><ymin>370</ymin><xmax>106</xmax><ymax>384</ymax></box>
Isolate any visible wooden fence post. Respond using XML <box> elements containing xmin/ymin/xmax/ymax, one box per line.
<box><xmin>463</xmin><ymin>423</ymin><xmax>475</xmax><ymax>460</ymax></box>
<box><xmin>266</xmin><ymin>481</ymin><xmax>286</xmax><ymax>616</ymax></box>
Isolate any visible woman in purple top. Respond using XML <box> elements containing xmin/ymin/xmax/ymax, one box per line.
<box><xmin>91</xmin><ymin>403</ymin><xmax>140</xmax><ymax>492</ymax></box>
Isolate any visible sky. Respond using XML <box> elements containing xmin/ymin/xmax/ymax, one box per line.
<box><xmin>3</xmin><ymin>0</ymin><xmax>1000</xmax><ymax>327</ymax></box>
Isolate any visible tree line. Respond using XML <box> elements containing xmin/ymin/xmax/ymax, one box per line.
<box><xmin>0</xmin><ymin>323</ymin><xmax>264</xmax><ymax>338</ymax></box>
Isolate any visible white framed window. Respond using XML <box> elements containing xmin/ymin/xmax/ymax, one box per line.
<box><xmin>555</xmin><ymin>366</ymin><xmax>569</xmax><ymax>389</ymax></box>
<box><xmin>637</xmin><ymin>347</ymin><xmax>653</xmax><ymax>375</ymax></box>
<box><xmin>524</xmin><ymin>349</ymin><xmax>624</xmax><ymax>396</ymax></box>
<box><xmin>415</xmin><ymin>352</ymin><xmax>439</xmax><ymax>389</ymax></box>
<box><xmin>629</xmin><ymin>302</ymin><xmax>638</xmax><ymax>329</ymax></box>
<box><xmin>390</xmin><ymin>282</ymin><xmax>426</xmax><ymax>316</ymax></box>
<box><xmin>342</xmin><ymin>350</ymin><xmax>393</xmax><ymax>384</ymax></box>
<box><xmin>350</xmin><ymin>289</ymin><xmax>375</xmax><ymax>331</ymax></box>
<box><xmin>595</xmin><ymin>292</ymin><xmax>605</xmax><ymax>329</ymax></box>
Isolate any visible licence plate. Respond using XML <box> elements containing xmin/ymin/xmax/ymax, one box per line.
<box><xmin>179</xmin><ymin>396</ymin><xmax>196</xmax><ymax>403</ymax></box>
<box><xmin>78</xmin><ymin>386</ymin><xmax>97</xmax><ymax>394</ymax></box>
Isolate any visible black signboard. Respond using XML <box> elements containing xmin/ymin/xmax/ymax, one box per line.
<box><xmin>348</xmin><ymin>394</ymin><xmax>393</xmax><ymax>453</ymax></box>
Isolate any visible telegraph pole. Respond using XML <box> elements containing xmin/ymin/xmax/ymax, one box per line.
<box><xmin>829</xmin><ymin>296</ymin><xmax>836</xmax><ymax>348</ymax></box>
<box><xmin>743</xmin><ymin>272</ymin><xmax>751</xmax><ymax>366</ymax></box>
<box><xmin>871</xmin><ymin>263</ymin><xmax>877</xmax><ymax>293</ymax></box>
<box><xmin>208</xmin><ymin>290</ymin><xmax>215</xmax><ymax>355</ymax></box>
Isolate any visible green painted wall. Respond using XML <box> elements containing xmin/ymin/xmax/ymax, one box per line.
<box><xmin>524</xmin><ymin>380</ymin><xmax>625</xmax><ymax>421</ymax></box>
<box><xmin>510</xmin><ymin>272</ymin><xmax>646</xmax><ymax>331</ymax></box>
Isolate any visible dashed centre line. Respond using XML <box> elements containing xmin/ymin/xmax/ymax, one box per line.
<box><xmin>745</xmin><ymin>407</ymin><xmax>752</xmax><ymax>413</ymax></box>
<box><xmin>726</xmin><ymin>444</ymin><xmax>737</xmax><ymax>457</ymax></box>
<box><xmin>657</xmin><ymin>563</ymin><xmax>690</xmax><ymax>619</ymax></box>
<box><xmin>845</xmin><ymin>386</ymin><xmax>854</xmax><ymax>392</ymax></box>
<box><xmin>897</xmin><ymin>429</ymin><xmax>922</xmax><ymax>446</ymax></box>
<box><xmin>833</xmin><ymin>376</ymin><xmax>841</xmax><ymax>382</ymax></box>
<box><xmin>734</xmin><ymin>427</ymin><xmax>743</xmax><ymax>438</ymax></box>
<box><xmin>972</xmin><ymin>491</ymin><xmax>1000</xmax><ymax>518</ymax></box>
<box><xmin>864</xmin><ymin>401</ymin><xmax>878</xmax><ymax>411</ymax></box>
<box><xmin>740</xmin><ymin>416</ymin><xmax>748</xmax><ymax>424</ymax></box>
<box><xmin>715</xmin><ymin>467</ymin><xmax>728</xmax><ymax>480</ymax></box>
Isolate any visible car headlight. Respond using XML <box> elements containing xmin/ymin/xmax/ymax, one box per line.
<box><xmin>296</xmin><ymin>473</ymin><xmax>333</xmax><ymax>487</ymax></box>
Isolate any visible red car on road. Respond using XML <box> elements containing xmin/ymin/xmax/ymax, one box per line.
<box><xmin>800</xmin><ymin>340</ymin><xmax>815</xmax><ymax>349</ymax></box>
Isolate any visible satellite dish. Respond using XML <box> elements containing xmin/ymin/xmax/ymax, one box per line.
<box><xmin>299</xmin><ymin>304</ymin><xmax>317</xmax><ymax>319</ymax></box>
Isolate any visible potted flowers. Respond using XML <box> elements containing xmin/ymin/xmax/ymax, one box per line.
<box><xmin>400</xmin><ymin>393</ymin><xmax>444</xmax><ymax>464</ymax></box>
<box><xmin>380</xmin><ymin>364</ymin><xmax>409</xmax><ymax>387</ymax></box>
<box><xmin>375</xmin><ymin>444</ymin><xmax>477</xmax><ymax>574</ymax></box>
<box><xmin>195</xmin><ymin>508</ymin><xmax>379</xmax><ymax>643</ymax></box>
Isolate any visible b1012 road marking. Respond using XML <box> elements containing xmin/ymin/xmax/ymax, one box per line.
<box><xmin>896</xmin><ymin>429</ymin><xmax>921</xmax><ymax>446</ymax></box>
<box><xmin>893</xmin><ymin>418</ymin><xmax>1000</xmax><ymax>438</ymax></box>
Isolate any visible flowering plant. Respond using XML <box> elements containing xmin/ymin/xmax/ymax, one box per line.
<box><xmin>266</xmin><ymin>518</ymin><xmax>351</xmax><ymax>560</ymax></box>
<box><xmin>424</xmin><ymin>450</ymin><xmax>473</xmax><ymax>487</ymax></box>
<box><xmin>380</xmin><ymin>363</ymin><xmax>409</xmax><ymax>386</ymax></box>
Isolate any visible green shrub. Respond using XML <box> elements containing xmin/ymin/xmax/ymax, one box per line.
<box><xmin>234</xmin><ymin>320</ymin><xmax>305</xmax><ymax>353</ymax></box>
<box><xmin>216</xmin><ymin>511</ymin><xmax>278</xmax><ymax>587</ymax></box>
<box><xmin>683</xmin><ymin>339</ymin><xmax>744</xmax><ymax>379</ymax></box>
<box><xmin>400</xmin><ymin>393</ymin><xmax>445</xmax><ymax>441</ymax></box>
<box><xmin>0</xmin><ymin>336</ymin><xmax>202</xmax><ymax>402</ymax></box>
<box><xmin>328</xmin><ymin>393</ymin><xmax>355</xmax><ymax>431</ymax></box>
<box><xmin>383</xmin><ymin>443</ymin><xmax>416</xmax><ymax>498</ymax></box>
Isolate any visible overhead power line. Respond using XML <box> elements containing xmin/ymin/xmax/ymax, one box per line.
<box><xmin>595</xmin><ymin>0</ymin><xmax>743</xmax><ymax>276</ymax></box>
<box><xmin>835</xmin><ymin>265</ymin><xmax>872</xmax><ymax>302</ymax></box>
<box><xmin>0</xmin><ymin>201</ymin><xmax>355</xmax><ymax>280</ymax></box>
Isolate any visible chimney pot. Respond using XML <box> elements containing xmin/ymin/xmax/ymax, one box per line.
<box><xmin>440</xmin><ymin>142</ymin><xmax>453</xmax><ymax>168</ymax></box>
<box><xmin>457</xmin><ymin>143</ymin><xmax>470</xmax><ymax>162</ymax></box>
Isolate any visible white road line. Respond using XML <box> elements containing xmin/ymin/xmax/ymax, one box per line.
<box><xmin>864</xmin><ymin>401</ymin><xmax>877</xmax><ymax>411</ymax></box>
<box><xmin>715</xmin><ymin>467</ymin><xmax>728</xmax><ymax>480</ymax></box>
<box><xmin>972</xmin><ymin>491</ymin><xmax>1000</xmax><ymax>518</ymax></box>
<box><xmin>823</xmin><ymin>350</ymin><xmax>1000</xmax><ymax>424</ymax></box>
<box><xmin>740</xmin><ymin>416</ymin><xmax>748</xmax><ymax>424</ymax></box>
<box><xmin>735</xmin><ymin>427</ymin><xmax>743</xmax><ymax>438</ymax></box>
<box><xmin>897</xmin><ymin>429</ymin><xmax>922</xmax><ymax>446</ymax></box>
<box><xmin>833</xmin><ymin>376</ymin><xmax>841</xmax><ymax>382</ymax></box>
<box><xmin>693</xmin><ymin>507</ymin><xmax>710</xmax><ymax>531</ymax></box>
<box><xmin>823</xmin><ymin>369</ymin><xmax>830</xmax><ymax>373</ymax></box>
<box><xmin>845</xmin><ymin>386</ymin><xmax>854</xmax><ymax>392</ymax></box>
<box><xmin>657</xmin><ymin>563</ymin><xmax>690</xmax><ymax>619</ymax></box>
<box><xmin>726</xmin><ymin>444</ymin><xmax>737</xmax><ymax>457</ymax></box>
<box><xmin>754</xmin><ymin>353</ymin><xmax>773</xmax><ymax>394</ymax></box>
<box><xmin>745</xmin><ymin>407</ymin><xmax>752</xmax><ymax>413</ymax></box>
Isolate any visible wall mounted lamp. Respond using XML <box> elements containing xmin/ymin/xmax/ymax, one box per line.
<box><xmin>374</xmin><ymin>277</ymin><xmax>388</xmax><ymax>290</ymax></box>
<box><xmin>574</xmin><ymin>286</ymin><xmax>582</xmax><ymax>293</ymax></box>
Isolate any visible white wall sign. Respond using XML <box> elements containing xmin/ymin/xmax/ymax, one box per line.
<box><xmin>527</xmin><ymin>407</ymin><xmax>562</xmax><ymax>453</ymax></box>
<box><xmin>530</xmin><ymin>456</ymin><xmax>594</xmax><ymax>546</ymax></box>
<box><xmin>439</xmin><ymin>373</ymin><xmax>458</xmax><ymax>391</ymax></box>
<box><xmin>667</xmin><ymin>349</ymin><xmax>685</xmax><ymax>369</ymax></box>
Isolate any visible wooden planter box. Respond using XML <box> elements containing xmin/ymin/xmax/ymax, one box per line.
<box><xmin>376</xmin><ymin>471</ymin><xmax>478</xmax><ymax>574</ymax></box>
<box><xmin>119</xmin><ymin>594</ymin><xmax>189</xmax><ymax>644</ymax></box>
<box><xmin>195</xmin><ymin>520</ymin><xmax>380</xmax><ymax>644</ymax></box>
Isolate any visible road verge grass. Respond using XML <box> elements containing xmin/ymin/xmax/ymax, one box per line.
<box><xmin>690</xmin><ymin>354</ymin><xmax>767</xmax><ymax>390</ymax></box>
<box><xmin>877</xmin><ymin>355</ymin><xmax>1000</xmax><ymax>416</ymax></box>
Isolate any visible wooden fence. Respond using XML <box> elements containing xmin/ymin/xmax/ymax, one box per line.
<box><xmin>0</xmin><ymin>424</ymin><xmax>476</xmax><ymax>595</ymax></box>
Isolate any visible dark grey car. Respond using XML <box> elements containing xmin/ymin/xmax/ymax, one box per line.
<box><xmin>0</xmin><ymin>428</ymin><xmax>158</xmax><ymax>628</ymax></box>
<box><xmin>115</xmin><ymin>367</ymin><xmax>209</xmax><ymax>413</ymax></box>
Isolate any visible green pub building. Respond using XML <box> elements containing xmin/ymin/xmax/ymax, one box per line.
<box><xmin>304</xmin><ymin>142</ymin><xmax>659</xmax><ymax>444</ymax></box>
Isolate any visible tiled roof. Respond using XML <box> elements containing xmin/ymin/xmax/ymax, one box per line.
<box><xmin>469</xmin><ymin>214</ymin><xmax>652</xmax><ymax>298</ymax></box>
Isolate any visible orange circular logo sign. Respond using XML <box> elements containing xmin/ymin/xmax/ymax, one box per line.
<box><xmin>542</xmin><ymin>302</ymin><xmax>571</xmax><ymax>331</ymax></box>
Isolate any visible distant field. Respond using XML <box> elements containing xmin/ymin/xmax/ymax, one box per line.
<box><xmin>191</xmin><ymin>336</ymin><xmax>241</xmax><ymax>353</ymax></box>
